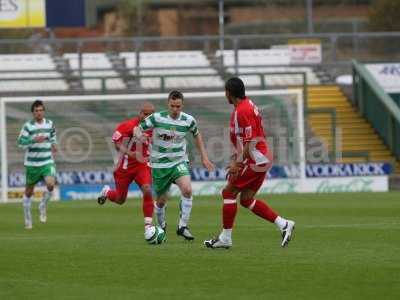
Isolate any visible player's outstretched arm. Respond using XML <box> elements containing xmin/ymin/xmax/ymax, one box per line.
<box><xmin>135</xmin><ymin>114</ymin><xmax>155</xmax><ymax>142</ymax></box>
<box><xmin>114</xmin><ymin>142</ymin><xmax>142</xmax><ymax>161</ymax></box>
<box><xmin>194</xmin><ymin>133</ymin><xmax>215</xmax><ymax>172</ymax></box>
<box><xmin>133</xmin><ymin>126</ymin><xmax>144</xmax><ymax>140</ymax></box>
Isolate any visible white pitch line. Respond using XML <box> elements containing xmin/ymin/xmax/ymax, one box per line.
<box><xmin>302</xmin><ymin>223</ymin><xmax>400</xmax><ymax>229</ymax></box>
<box><xmin>0</xmin><ymin>235</ymin><xmax>94</xmax><ymax>241</ymax></box>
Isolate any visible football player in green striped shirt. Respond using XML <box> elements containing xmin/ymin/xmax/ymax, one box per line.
<box><xmin>17</xmin><ymin>100</ymin><xmax>57</xmax><ymax>229</ymax></box>
<box><xmin>135</xmin><ymin>90</ymin><xmax>214</xmax><ymax>240</ymax></box>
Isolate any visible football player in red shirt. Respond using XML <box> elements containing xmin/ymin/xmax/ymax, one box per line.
<box><xmin>204</xmin><ymin>77</ymin><xmax>295</xmax><ymax>249</ymax></box>
<box><xmin>97</xmin><ymin>102</ymin><xmax>155</xmax><ymax>234</ymax></box>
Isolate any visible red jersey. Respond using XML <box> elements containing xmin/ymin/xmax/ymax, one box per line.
<box><xmin>230</xmin><ymin>97</ymin><xmax>271</xmax><ymax>165</ymax></box>
<box><xmin>112</xmin><ymin>117</ymin><xmax>151</xmax><ymax>170</ymax></box>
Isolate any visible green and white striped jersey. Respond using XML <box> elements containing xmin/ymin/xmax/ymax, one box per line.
<box><xmin>139</xmin><ymin>111</ymin><xmax>199</xmax><ymax>168</ymax></box>
<box><xmin>17</xmin><ymin>118</ymin><xmax>57</xmax><ymax>167</ymax></box>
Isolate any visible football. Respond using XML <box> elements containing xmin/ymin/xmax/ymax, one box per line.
<box><xmin>145</xmin><ymin>225</ymin><xmax>166</xmax><ymax>245</ymax></box>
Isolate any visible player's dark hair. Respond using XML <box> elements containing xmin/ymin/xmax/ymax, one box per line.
<box><xmin>225</xmin><ymin>77</ymin><xmax>246</xmax><ymax>99</ymax></box>
<box><xmin>168</xmin><ymin>90</ymin><xmax>184</xmax><ymax>101</ymax></box>
<box><xmin>31</xmin><ymin>100</ymin><xmax>45</xmax><ymax>112</ymax></box>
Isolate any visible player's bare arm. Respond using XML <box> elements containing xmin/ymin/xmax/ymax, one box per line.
<box><xmin>228</xmin><ymin>140</ymin><xmax>255</xmax><ymax>178</ymax></box>
<box><xmin>133</xmin><ymin>124</ymin><xmax>150</xmax><ymax>143</ymax></box>
<box><xmin>227</xmin><ymin>160</ymin><xmax>241</xmax><ymax>180</ymax></box>
<box><xmin>114</xmin><ymin>142</ymin><xmax>135</xmax><ymax>158</ymax></box>
<box><xmin>194</xmin><ymin>132</ymin><xmax>215</xmax><ymax>172</ymax></box>
<box><xmin>226</xmin><ymin>136</ymin><xmax>248</xmax><ymax>179</ymax></box>
<box><xmin>114</xmin><ymin>141</ymin><xmax>147</xmax><ymax>162</ymax></box>
<box><xmin>51</xmin><ymin>144</ymin><xmax>58</xmax><ymax>155</ymax></box>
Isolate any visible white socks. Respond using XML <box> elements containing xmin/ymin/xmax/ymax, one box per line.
<box><xmin>39</xmin><ymin>191</ymin><xmax>52</xmax><ymax>211</ymax></box>
<box><xmin>178</xmin><ymin>196</ymin><xmax>193</xmax><ymax>228</ymax></box>
<box><xmin>23</xmin><ymin>195</ymin><xmax>32</xmax><ymax>227</ymax></box>
<box><xmin>144</xmin><ymin>218</ymin><xmax>153</xmax><ymax>227</ymax></box>
<box><xmin>219</xmin><ymin>229</ymin><xmax>232</xmax><ymax>242</ymax></box>
<box><xmin>217</xmin><ymin>217</ymin><xmax>288</xmax><ymax>243</ymax></box>
<box><xmin>154</xmin><ymin>195</ymin><xmax>193</xmax><ymax>229</ymax></box>
<box><xmin>24</xmin><ymin>191</ymin><xmax>53</xmax><ymax>227</ymax></box>
<box><xmin>274</xmin><ymin>216</ymin><xmax>288</xmax><ymax>231</ymax></box>
<box><xmin>154</xmin><ymin>202</ymin><xmax>166</xmax><ymax>228</ymax></box>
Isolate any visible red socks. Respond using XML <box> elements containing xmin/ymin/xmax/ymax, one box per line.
<box><xmin>142</xmin><ymin>191</ymin><xmax>154</xmax><ymax>220</ymax></box>
<box><xmin>240</xmin><ymin>198</ymin><xmax>278</xmax><ymax>223</ymax></box>
<box><xmin>221</xmin><ymin>188</ymin><xmax>279</xmax><ymax>228</ymax></box>
<box><xmin>222</xmin><ymin>190</ymin><xmax>238</xmax><ymax>229</ymax></box>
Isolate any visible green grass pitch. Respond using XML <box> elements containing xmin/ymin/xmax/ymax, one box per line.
<box><xmin>1</xmin><ymin>192</ymin><xmax>400</xmax><ymax>300</ymax></box>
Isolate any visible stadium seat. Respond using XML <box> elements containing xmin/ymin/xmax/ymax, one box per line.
<box><xmin>120</xmin><ymin>51</ymin><xmax>224</xmax><ymax>89</ymax></box>
<box><xmin>63</xmin><ymin>53</ymin><xmax>126</xmax><ymax>90</ymax></box>
<box><xmin>0</xmin><ymin>54</ymin><xmax>68</xmax><ymax>92</ymax></box>
<box><xmin>217</xmin><ymin>50</ymin><xmax>321</xmax><ymax>86</ymax></box>
<box><xmin>0</xmin><ymin>54</ymin><xmax>57</xmax><ymax>71</ymax></box>
<box><xmin>0</xmin><ymin>80</ymin><xmax>68</xmax><ymax>92</ymax></box>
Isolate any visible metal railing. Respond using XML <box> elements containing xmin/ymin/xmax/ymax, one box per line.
<box><xmin>307</xmin><ymin>107</ymin><xmax>372</xmax><ymax>163</ymax></box>
<box><xmin>2</xmin><ymin>32</ymin><xmax>400</xmax><ymax>67</ymax></box>
<box><xmin>341</xmin><ymin>151</ymin><xmax>370</xmax><ymax>162</ymax></box>
<box><xmin>0</xmin><ymin>71</ymin><xmax>308</xmax><ymax>95</ymax></box>
<box><xmin>353</xmin><ymin>60</ymin><xmax>400</xmax><ymax>160</ymax></box>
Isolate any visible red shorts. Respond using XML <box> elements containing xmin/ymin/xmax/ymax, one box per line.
<box><xmin>229</xmin><ymin>162</ymin><xmax>272</xmax><ymax>192</ymax></box>
<box><xmin>114</xmin><ymin>163</ymin><xmax>152</xmax><ymax>193</ymax></box>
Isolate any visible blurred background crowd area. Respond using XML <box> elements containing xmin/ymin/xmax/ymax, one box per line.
<box><xmin>1</xmin><ymin>0</ymin><xmax>399</xmax><ymax>51</ymax></box>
